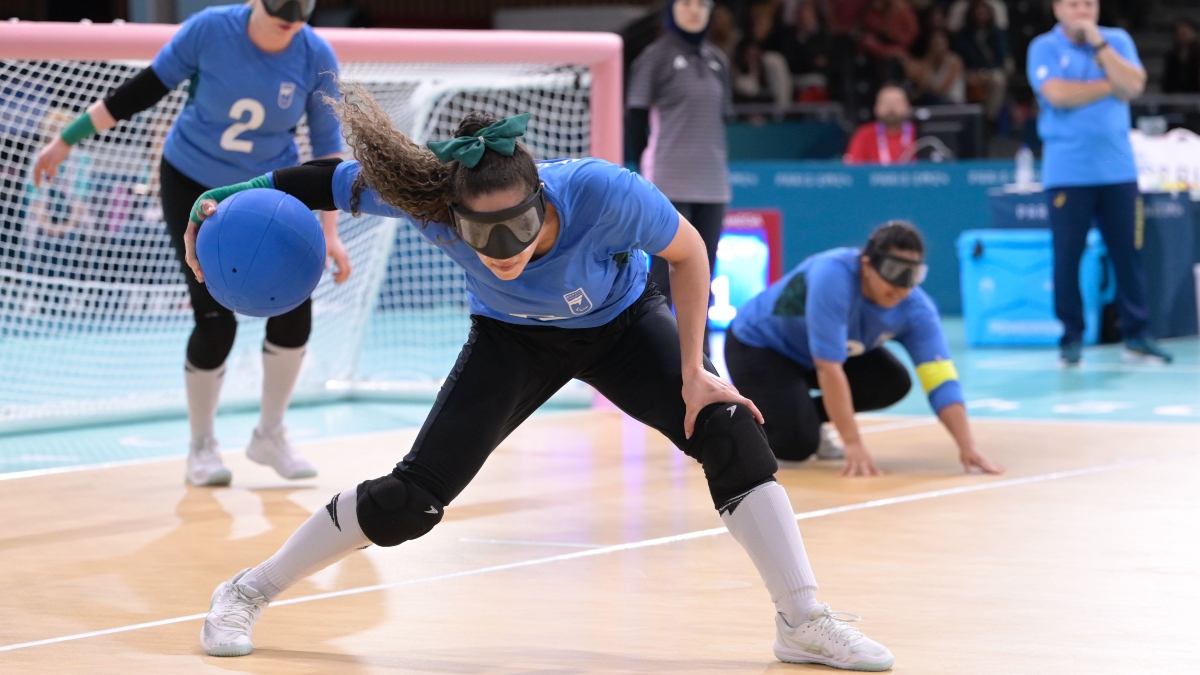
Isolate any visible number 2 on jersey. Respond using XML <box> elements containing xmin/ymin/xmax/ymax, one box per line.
<box><xmin>220</xmin><ymin>98</ymin><xmax>265</xmax><ymax>153</ymax></box>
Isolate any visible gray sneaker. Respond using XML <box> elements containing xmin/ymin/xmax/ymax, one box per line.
<box><xmin>200</xmin><ymin>568</ymin><xmax>268</xmax><ymax>657</ymax></box>
<box><xmin>816</xmin><ymin>425</ymin><xmax>845</xmax><ymax>460</ymax></box>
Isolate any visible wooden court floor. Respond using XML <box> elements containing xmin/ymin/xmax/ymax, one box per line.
<box><xmin>1</xmin><ymin>411</ymin><xmax>1198</xmax><ymax>673</ymax></box>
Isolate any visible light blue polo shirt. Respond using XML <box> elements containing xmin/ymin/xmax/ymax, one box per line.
<box><xmin>1027</xmin><ymin>25</ymin><xmax>1141</xmax><ymax>188</ymax></box>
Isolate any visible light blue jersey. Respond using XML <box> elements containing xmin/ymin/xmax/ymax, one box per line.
<box><xmin>322</xmin><ymin>157</ymin><xmax>680</xmax><ymax>328</ymax></box>
<box><xmin>1027</xmin><ymin>25</ymin><xmax>1141</xmax><ymax>188</ymax></box>
<box><xmin>152</xmin><ymin>4</ymin><xmax>342</xmax><ymax>187</ymax></box>
<box><xmin>730</xmin><ymin>248</ymin><xmax>964</xmax><ymax>413</ymax></box>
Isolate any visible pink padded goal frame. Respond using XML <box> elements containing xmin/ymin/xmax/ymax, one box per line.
<box><xmin>0</xmin><ymin>21</ymin><xmax>624</xmax><ymax>163</ymax></box>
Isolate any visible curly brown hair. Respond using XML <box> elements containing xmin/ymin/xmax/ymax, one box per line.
<box><xmin>324</xmin><ymin>81</ymin><xmax>540</xmax><ymax>229</ymax></box>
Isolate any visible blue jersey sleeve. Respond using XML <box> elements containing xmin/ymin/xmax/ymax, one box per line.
<box><xmin>151</xmin><ymin>10</ymin><xmax>207</xmax><ymax>86</ymax></box>
<box><xmin>329</xmin><ymin>161</ymin><xmax>407</xmax><ymax>218</ymax></box>
<box><xmin>1026</xmin><ymin>35</ymin><xmax>1064</xmax><ymax>94</ymax></box>
<box><xmin>804</xmin><ymin>260</ymin><xmax>854</xmax><ymax>363</ymax></box>
<box><xmin>1106</xmin><ymin>28</ymin><xmax>1143</xmax><ymax>69</ymax></box>
<box><xmin>896</xmin><ymin>292</ymin><xmax>964</xmax><ymax>413</ymax></box>
<box><xmin>305</xmin><ymin>36</ymin><xmax>343</xmax><ymax>159</ymax></box>
<box><xmin>577</xmin><ymin>161</ymin><xmax>679</xmax><ymax>255</ymax></box>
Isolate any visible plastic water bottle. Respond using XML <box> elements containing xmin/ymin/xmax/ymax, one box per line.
<box><xmin>1015</xmin><ymin>145</ymin><xmax>1035</xmax><ymax>189</ymax></box>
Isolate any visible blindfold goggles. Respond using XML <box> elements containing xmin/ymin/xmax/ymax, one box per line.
<box><xmin>263</xmin><ymin>0</ymin><xmax>315</xmax><ymax>22</ymax></box>
<box><xmin>869</xmin><ymin>251</ymin><xmax>927</xmax><ymax>288</ymax></box>
<box><xmin>450</xmin><ymin>186</ymin><xmax>547</xmax><ymax>260</ymax></box>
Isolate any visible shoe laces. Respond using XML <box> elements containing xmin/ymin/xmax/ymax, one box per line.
<box><xmin>192</xmin><ymin>439</ymin><xmax>220</xmax><ymax>463</ymax></box>
<box><xmin>259</xmin><ymin>426</ymin><xmax>294</xmax><ymax>451</ymax></box>
<box><xmin>808</xmin><ymin>606</ymin><xmax>869</xmax><ymax>647</ymax></box>
<box><xmin>212</xmin><ymin>584</ymin><xmax>266</xmax><ymax>633</ymax></box>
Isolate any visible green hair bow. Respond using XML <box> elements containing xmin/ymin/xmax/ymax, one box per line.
<box><xmin>426</xmin><ymin>113</ymin><xmax>531</xmax><ymax>169</ymax></box>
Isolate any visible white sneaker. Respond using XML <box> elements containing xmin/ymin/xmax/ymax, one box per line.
<box><xmin>200</xmin><ymin>568</ymin><xmax>268</xmax><ymax>657</ymax></box>
<box><xmin>774</xmin><ymin>604</ymin><xmax>895</xmax><ymax>671</ymax></box>
<box><xmin>246</xmin><ymin>426</ymin><xmax>317</xmax><ymax>479</ymax></box>
<box><xmin>186</xmin><ymin>436</ymin><xmax>232</xmax><ymax>487</ymax></box>
<box><xmin>816</xmin><ymin>425</ymin><xmax>845</xmax><ymax>460</ymax></box>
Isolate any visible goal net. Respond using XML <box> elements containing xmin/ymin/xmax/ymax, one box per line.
<box><xmin>0</xmin><ymin>23</ymin><xmax>621</xmax><ymax>433</ymax></box>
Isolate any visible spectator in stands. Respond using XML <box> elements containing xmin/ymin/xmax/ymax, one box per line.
<box><xmin>911</xmin><ymin>3</ymin><xmax>949</xmax><ymax>57</ymax></box>
<box><xmin>707</xmin><ymin>3</ymin><xmax>740</xmax><ymax>63</ymax></box>
<box><xmin>908</xmin><ymin>29</ymin><xmax>966</xmax><ymax>104</ymax></box>
<box><xmin>826</xmin><ymin>0</ymin><xmax>871</xmax><ymax>34</ymax></box>
<box><xmin>732</xmin><ymin>1</ymin><xmax>793</xmax><ymax>107</ymax></box>
<box><xmin>859</xmin><ymin>0</ymin><xmax>920</xmax><ymax>83</ymax></box>
<box><xmin>783</xmin><ymin>0</ymin><xmax>835</xmax><ymax>101</ymax></box>
<box><xmin>954</xmin><ymin>0</ymin><xmax>1011</xmax><ymax>121</ymax></box>
<box><xmin>1163</xmin><ymin>18</ymin><xmax>1200</xmax><ymax>94</ymax></box>
<box><xmin>844</xmin><ymin>84</ymin><xmax>916</xmax><ymax>164</ymax></box>
<box><xmin>945</xmin><ymin>0</ymin><xmax>1007</xmax><ymax>33</ymax></box>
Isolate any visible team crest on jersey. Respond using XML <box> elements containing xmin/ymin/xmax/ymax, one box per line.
<box><xmin>564</xmin><ymin>288</ymin><xmax>593</xmax><ymax>316</ymax></box>
<box><xmin>278</xmin><ymin>82</ymin><xmax>296</xmax><ymax>109</ymax></box>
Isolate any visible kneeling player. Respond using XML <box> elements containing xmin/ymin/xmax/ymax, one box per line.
<box><xmin>725</xmin><ymin>222</ymin><xmax>1004</xmax><ymax>477</ymax></box>
<box><xmin>187</xmin><ymin>87</ymin><xmax>896</xmax><ymax>670</ymax></box>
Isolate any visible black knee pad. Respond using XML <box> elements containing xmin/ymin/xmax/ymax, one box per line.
<box><xmin>355</xmin><ymin>471</ymin><xmax>444</xmax><ymax>547</ymax></box>
<box><xmin>187</xmin><ymin>309</ymin><xmax>237</xmax><ymax>370</ymax></box>
<box><xmin>265</xmin><ymin>297</ymin><xmax>312</xmax><ymax>349</ymax></box>
<box><xmin>688</xmin><ymin>402</ymin><xmax>779</xmax><ymax>512</ymax></box>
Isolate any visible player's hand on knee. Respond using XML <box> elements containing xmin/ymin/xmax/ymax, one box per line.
<box><xmin>839</xmin><ymin>440</ymin><xmax>883</xmax><ymax>477</ymax></box>
<box><xmin>33</xmin><ymin>138</ymin><xmax>71</xmax><ymax>188</ymax></box>
<box><xmin>183</xmin><ymin>220</ymin><xmax>205</xmax><ymax>283</ymax></box>
<box><xmin>326</xmin><ymin>234</ymin><xmax>352</xmax><ymax>284</ymax></box>
<box><xmin>960</xmin><ymin>448</ymin><xmax>1004</xmax><ymax>475</ymax></box>
<box><xmin>682</xmin><ymin>369</ymin><xmax>763</xmax><ymax>439</ymax></box>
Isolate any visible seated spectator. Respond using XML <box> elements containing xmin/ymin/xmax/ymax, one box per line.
<box><xmin>784</xmin><ymin>0</ymin><xmax>834</xmax><ymax>101</ymax></box>
<box><xmin>910</xmin><ymin>3</ymin><xmax>947</xmax><ymax>58</ymax></box>
<box><xmin>844</xmin><ymin>84</ymin><xmax>916</xmax><ymax>164</ymax></box>
<box><xmin>907</xmin><ymin>29</ymin><xmax>965</xmax><ymax>105</ymax></box>
<box><xmin>945</xmin><ymin>0</ymin><xmax>1007</xmax><ymax>33</ymax></box>
<box><xmin>859</xmin><ymin>0</ymin><xmax>920</xmax><ymax>83</ymax></box>
<box><xmin>1163</xmin><ymin>18</ymin><xmax>1200</xmax><ymax>94</ymax></box>
<box><xmin>953</xmin><ymin>0</ymin><xmax>1010</xmax><ymax>121</ymax></box>
<box><xmin>732</xmin><ymin>0</ymin><xmax>793</xmax><ymax>108</ymax></box>
<box><xmin>826</xmin><ymin>0</ymin><xmax>871</xmax><ymax>34</ymax></box>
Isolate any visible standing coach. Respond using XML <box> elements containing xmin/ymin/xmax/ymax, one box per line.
<box><xmin>1027</xmin><ymin>0</ymin><xmax>1172</xmax><ymax>365</ymax></box>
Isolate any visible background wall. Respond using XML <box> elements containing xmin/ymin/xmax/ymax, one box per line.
<box><xmin>729</xmin><ymin>159</ymin><xmax>1018</xmax><ymax>315</ymax></box>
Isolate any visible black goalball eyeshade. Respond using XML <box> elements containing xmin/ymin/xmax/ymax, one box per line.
<box><xmin>262</xmin><ymin>0</ymin><xmax>316</xmax><ymax>22</ymax></box>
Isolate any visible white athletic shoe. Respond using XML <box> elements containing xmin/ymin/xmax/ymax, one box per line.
<box><xmin>201</xmin><ymin>568</ymin><xmax>268</xmax><ymax>657</ymax></box>
<box><xmin>246</xmin><ymin>426</ymin><xmax>317</xmax><ymax>479</ymax></box>
<box><xmin>186</xmin><ymin>436</ymin><xmax>232</xmax><ymax>487</ymax></box>
<box><xmin>816</xmin><ymin>424</ymin><xmax>845</xmax><ymax>460</ymax></box>
<box><xmin>773</xmin><ymin>604</ymin><xmax>895</xmax><ymax>671</ymax></box>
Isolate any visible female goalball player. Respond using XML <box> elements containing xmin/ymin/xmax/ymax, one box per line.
<box><xmin>182</xmin><ymin>87</ymin><xmax>896</xmax><ymax>670</ymax></box>
<box><xmin>33</xmin><ymin>0</ymin><xmax>348</xmax><ymax>486</ymax></box>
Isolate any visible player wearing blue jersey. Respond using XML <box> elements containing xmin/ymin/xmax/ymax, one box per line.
<box><xmin>185</xmin><ymin>88</ymin><xmax>896</xmax><ymax>670</ymax></box>
<box><xmin>33</xmin><ymin>0</ymin><xmax>346</xmax><ymax>487</ymax></box>
<box><xmin>726</xmin><ymin>223</ymin><xmax>1004</xmax><ymax>478</ymax></box>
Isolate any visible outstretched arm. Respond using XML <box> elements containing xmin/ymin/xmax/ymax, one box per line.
<box><xmin>938</xmin><ymin>403</ymin><xmax>1004</xmax><ymax>474</ymax></box>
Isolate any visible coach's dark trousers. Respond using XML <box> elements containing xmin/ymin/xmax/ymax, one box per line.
<box><xmin>1047</xmin><ymin>181</ymin><xmax>1149</xmax><ymax>345</ymax></box>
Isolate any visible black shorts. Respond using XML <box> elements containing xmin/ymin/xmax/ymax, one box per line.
<box><xmin>724</xmin><ymin>329</ymin><xmax>911</xmax><ymax>461</ymax></box>
<box><xmin>395</xmin><ymin>285</ymin><xmax>770</xmax><ymax>508</ymax></box>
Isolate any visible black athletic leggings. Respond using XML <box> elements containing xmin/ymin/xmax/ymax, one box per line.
<box><xmin>160</xmin><ymin>158</ymin><xmax>312</xmax><ymax>370</ymax></box>
<box><xmin>394</xmin><ymin>285</ymin><xmax>776</xmax><ymax>510</ymax></box>
<box><xmin>724</xmin><ymin>330</ymin><xmax>912</xmax><ymax>461</ymax></box>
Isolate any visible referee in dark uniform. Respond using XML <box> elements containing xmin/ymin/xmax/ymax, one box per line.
<box><xmin>1027</xmin><ymin>0</ymin><xmax>1172</xmax><ymax>365</ymax></box>
<box><xmin>626</xmin><ymin>0</ymin><xmax>732</xmax><ymax>351</ymax></box>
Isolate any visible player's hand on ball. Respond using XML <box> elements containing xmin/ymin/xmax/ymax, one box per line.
<box><xmin>960</xmin><ymin>448</ymin><xmax>1004</xmax><ymax>475</ymax></box>
<box><xmin>326</xmin><ymin>234</ymin><xmax>352</xmax><ymax>284</ymax></box>
<box><xmin>183</xmin><ymin>199</ymin><xmax>217</xmax><ymax>284</ymax></box>
<box><xmin>33</xmin><ymin>138</ymin><xmax>71</xmax><ymax>188</ymax></box>
<box><xmin>839</xmin><ymin>440</ymin><xmax>884</xmax><ymax>477</ymax></box>
<box><xmin>681</xmin><ymin>369</ymin><xmax>764</xmax><ymax>439</ymax></box>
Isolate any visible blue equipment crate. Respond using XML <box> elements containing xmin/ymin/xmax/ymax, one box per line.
<box><xmin>956</xmin><ymin>229</ymin><xmax>1115</xmax><ymax>346</ymax></box>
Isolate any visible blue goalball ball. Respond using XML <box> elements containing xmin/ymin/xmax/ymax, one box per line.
<box><xmin>195</xmin><ymin>188</ymin><xmax>325</xmax><ymax>318</ymax></box>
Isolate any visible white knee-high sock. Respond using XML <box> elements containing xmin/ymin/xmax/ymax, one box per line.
<box><xmin>185</xmin><ymin>361</ymin><xmax>224</xmax><ymax>442</ymax></box>
<box><xmin>720</xmin><ymin>482</ymin><xmax>821</xmax><ymax>627</ymax></box>
<box><xmin>259</xmin><ymin>340</ymin><xmax>305</xmax><ymax>433</ymax></box>
<box><xmin>241</xmin><ymin>488</ymin><xmax>369</xmax><ymax>602</ymax></box>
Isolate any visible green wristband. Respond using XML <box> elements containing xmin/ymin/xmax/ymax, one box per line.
<box><xmin>60</xmin><ymin>113</ymin><xmax>97</xmax><ymax>146</ymax></box>
<box><xmin>189</xmin><ymin>174</ymin><xmax>272</xmax><ymax>225</ymax></box>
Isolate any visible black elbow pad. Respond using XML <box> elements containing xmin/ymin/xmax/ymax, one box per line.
<box><xmin>273</xmin><ymin>157</ymin><xmax>344</xmax><ymax>211</ymax></box>
<box><xmin>103</xmin><ymin>67</ymin><xmax>171</xmax><ymax>122</ymax></box>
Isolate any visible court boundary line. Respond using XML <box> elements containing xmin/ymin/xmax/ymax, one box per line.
<box><xmin>0</xmin><ymin>451</ymin><xmax>1184</xmax><ymax>654</ymax></box>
